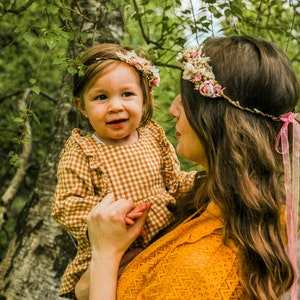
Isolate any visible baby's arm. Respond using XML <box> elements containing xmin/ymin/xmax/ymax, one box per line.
<box><xmin>52</xmin><ymin>140</ymin><xmax>101</xmax><ymax>240</ymax></box>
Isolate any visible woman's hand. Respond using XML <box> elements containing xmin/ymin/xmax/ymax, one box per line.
<box><xmin>76</xmin><ymin>193</ymin><xmax>151</xmax><ymax>300</ymax></box>
<box><xmin>87</xmin><ymin>193</ymin><xmax>150</xmax><ymax>256</ymax></box>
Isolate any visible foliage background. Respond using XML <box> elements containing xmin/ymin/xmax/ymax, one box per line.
<box><xmin>0</xmin><ymin>0</ymin><xmax>299</xmax><ymax>261</ymax></box>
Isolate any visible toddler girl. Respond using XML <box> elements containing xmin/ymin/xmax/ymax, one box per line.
<box><xmin>52</xmin><ymin>44</ymin><xmax>195</xmax><ymax>299</ymax></box>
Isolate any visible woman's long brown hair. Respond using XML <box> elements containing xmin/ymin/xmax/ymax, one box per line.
<box><xmin>178</xmin><ymin>36</ymin><xmax>299</xmax><ymax>299</ymax></box>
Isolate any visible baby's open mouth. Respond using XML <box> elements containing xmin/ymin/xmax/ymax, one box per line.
<box><xmin>107</xmin><ymin>119</ymin><xmax>127</xmax><ymax>125</ymax></box>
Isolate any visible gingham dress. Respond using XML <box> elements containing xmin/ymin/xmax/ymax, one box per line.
<box><xmin>52</xmin><ymin>120</ymin><xmax>196</xmax><ymax>299</ymax></box>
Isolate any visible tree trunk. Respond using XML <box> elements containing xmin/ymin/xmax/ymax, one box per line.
<box><xmin>0</xmin><ymin>1</ymin><xmax>123</xmax><ymax>299</ymax></box>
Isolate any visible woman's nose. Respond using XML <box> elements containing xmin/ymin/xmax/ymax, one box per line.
<box><xmin>169</xmin><ymin>94</ymin><xmax>180</xmax><ymax>118</ymax></box>
<box><xmin>169</xmin><ymin>102</ymin><xmax>176</xmax><ymax>118</ymax></box>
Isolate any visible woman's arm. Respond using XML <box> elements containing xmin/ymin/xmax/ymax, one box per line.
<box><xmin>76</xmin><ymin>194</ymin><xmax>150</xmax><ymax>300</ymax></box>
<box><xmin>89</xmin><ymin>250</ymin><xmax>121</xmax><ymax>300</ymax></box>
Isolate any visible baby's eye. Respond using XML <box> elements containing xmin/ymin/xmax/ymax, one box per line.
<box><xmin>122</xmin><ymin>92</ymin><xmax>133</xmax><ymax>97</ymax></box>
<box><xmin>95</xmin><ymin>94</ymin><xmax>107</xmax><ymax>101</ymax></box>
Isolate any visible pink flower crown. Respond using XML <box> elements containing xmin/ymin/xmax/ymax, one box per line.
<box><xmin>176</xmin><ymin>46</ymin><xmax>224</xmax><ymax>98</ymax></box>
<box><xmin>116</xmin><ymin>50</ymin><xmax>160</xmax><ymax>89</ymax></box>
<box><xmin>176</xmin><ymin>46</ymin><xmax>278</xmax><ymax>121</ymax></box>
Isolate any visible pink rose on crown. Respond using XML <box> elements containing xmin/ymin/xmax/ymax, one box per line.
<box><xmin>192</xmin><ymin>51</ymin><xmax>199</xmax><ymax>58</ymax></box>
<box><xmin>151</xmin><ymin>76</ymin><xmax>160</xmax><ymax>87</ymax></box>
<box><xmin>194</xmin><ymin>73</ymin><xmax>202</xmax><ymax>82</ymax></box>
<box><xmin>199</xmin><ymin>80</ymin><xmax>216</xmax><ymax>97</ymax></box>
<box><xmin>199</xmin><ymin>80</ymin><xmax>224</xmax><ymax>98</ymax></box>
<box><xmin>213</xmin><ymin>83</ymin><xmax>224</xmax><ymax>96</ymax></box>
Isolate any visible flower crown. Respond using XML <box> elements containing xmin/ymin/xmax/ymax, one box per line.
<box><xmin>176</xmin><ymin>46</ymin><xmax>278</xmax><ymax>121</ymax></box>
<box><xmin>176</xmin><ymin>46</ymin><xmax>224</xmax><ymax>98</ymax></box>
<box><xmin>116</xmin><ymin>50</ymin><xmax>160</xmax><ymax>89</ymax></box>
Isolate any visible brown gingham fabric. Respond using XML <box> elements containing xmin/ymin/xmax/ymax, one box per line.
<box><xmin>52</xmin><ymin>120</ymin><xmax>196</xmax><ymax>299</ymax></box>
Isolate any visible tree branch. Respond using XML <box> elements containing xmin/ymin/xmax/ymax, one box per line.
<box><xmin>0</xmin><ymin>89</ymin><xmax>33</xmax><ymax>230</ymax></box>
<box><xmin>0</xmin><ymin>88</ymin><xmax>57</xmax><ymax>104</ymax></box>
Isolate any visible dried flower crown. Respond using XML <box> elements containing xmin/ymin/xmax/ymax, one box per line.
<box><xmin>176</xmin><ymin>46</ymin><xmax>224</xmax><ymax>98</ymax></box>
<box><xmin>116</xmin><ymin>50</ymin><xmax>160</xmax><ymax>89</ymax></box>
<box><xmin>176</xmin><ymin>46</ymin><xmax>278</xmax><ymax>121</ymax></box>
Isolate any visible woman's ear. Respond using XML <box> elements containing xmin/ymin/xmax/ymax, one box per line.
<box><xmin>73</xmin><ymin>97</ymin><xmax>88</xmax><ymax>118</ymax></box>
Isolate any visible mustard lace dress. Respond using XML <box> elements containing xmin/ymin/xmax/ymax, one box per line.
<box><xmin>117</xmin><ymin>202</ymin><xmax>244</xmax><ymax>299</ymax></box>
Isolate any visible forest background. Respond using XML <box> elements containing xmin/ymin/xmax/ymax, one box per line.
<box><xmin>0</xmin><ymin>0</ymin><xmax>299</xmax><ymax>299</ymax></box>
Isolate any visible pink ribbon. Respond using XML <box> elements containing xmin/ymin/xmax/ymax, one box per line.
<box><xmin>275</xmin><ymin>112</ymin><xmax>300</xmax><ymax>300</ymax></box>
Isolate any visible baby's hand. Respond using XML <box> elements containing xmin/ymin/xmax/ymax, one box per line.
<box><xmin>124</xmin><ymin>202</ymin><xmax>150</xmax><ymax>225</ymax></box>
<box><xmin>125</xmin><ymin>203</ymin><xmax>151</xmax><ymax>238</ymax></box>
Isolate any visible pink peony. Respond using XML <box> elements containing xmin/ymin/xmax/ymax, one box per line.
<box><xmin>199</xmin><ymin>80</ymin><xmax>216</xmax><ymax>97</ymax></box>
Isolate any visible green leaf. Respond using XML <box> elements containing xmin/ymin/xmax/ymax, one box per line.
<box><xmin>12</xmin><ymin>137</ymin><xmax>21</xmax><ymax>144</ymax></box>
<box><xmin>9</xmin><ymin>152</ymin><xmax>19</xmax><ymax>164</ymax></box>
<box><xmin>32</xmin><ymin>85</ymin><xmax>40</xmax><ymax>94</ymax></box>
<box><xmin>47</xmin><ymin>38</ymin><xmax>56</xmax><ymax>50</ymax></box>
<box><xmin>23</xmin><ymin>31</ymin><xmax>37</xmax><ymax>45</ymax></box>
<box><xmin>20</xmin><ymin>138</ymin><xmax>30</xmax><ymax>144</ymax></box>
<box><xmin>46</xmin><ymin>3</ymin><xmax>59</xmax><ymax>14</ymax></box>
<box><xmin>57</xmin><ymin>30</ymin><xmax>71</xmax><ymax>40</ymax></box>
<box><xmin>67</xmin><ymin>66</ymin><xmax>78</xmax><ymax>75</ymax></box>
<box><xmin>9</xmin><ymin>151</ymin><xmax>20</xmax><ymax>168</ymax></box>
<box><xmin>29</xmin><ymin>78</ymin><xmax>37</xmax><ymax>85</ymax></box>
<box><xmin>53</xmin><ymin>57</ymin><xmax>64</xmax><ymax>65</ymax></box>
<box><xmin>31</xmin><ymin>112</ymin><xmax>41</xmax><ymax>125</ymax></box>
<box><xmin>13</xmin><ymin>117</ymin><xmax>24</xmax><ymax>123</ymax></box>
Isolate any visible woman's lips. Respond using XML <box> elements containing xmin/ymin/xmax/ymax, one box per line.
<box><xmin>175</xmin><ymin>131</ymin><xmax>181</xmax><ymax>138</ymax></box>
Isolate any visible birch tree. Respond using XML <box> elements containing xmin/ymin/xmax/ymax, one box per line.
<box><xmin>0</xmin><ymin>1</ymin><xmax>123</xmax><ymax>299</ymax></box>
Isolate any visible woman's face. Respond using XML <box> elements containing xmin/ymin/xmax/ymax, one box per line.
<box><xmin>169</xmin><ymin>94</ymin><xmax>208</xmax><ymax>170</ymax></box>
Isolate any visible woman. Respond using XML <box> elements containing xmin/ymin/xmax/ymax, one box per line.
<box><xmin>75</xmin><ymin>36</ymin><xmax>299</xmax><ymax>300</ymax></box>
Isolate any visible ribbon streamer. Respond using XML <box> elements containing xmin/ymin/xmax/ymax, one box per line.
<box><xmin>275</xmin><ymin>112</ymin><xmax>300</xmax><ymax>300</ymax></box>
